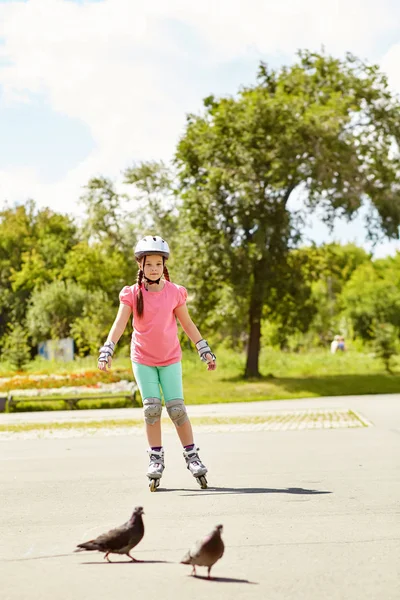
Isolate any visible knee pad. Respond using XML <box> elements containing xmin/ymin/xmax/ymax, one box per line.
<box><xmin>143</xmin><ymin>397</ymin><xmax>162</xmax><ymax>424</ymax></box>
<box><xmin>166</xmin><ymin>399</ymin><xmax>188</xmax><ymax>427</ymax></box>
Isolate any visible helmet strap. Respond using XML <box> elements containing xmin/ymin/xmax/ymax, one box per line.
<box><xmin>144</xmin><ymin>275</ymin><xmax>162</xmax><ymax>285</ymax></box>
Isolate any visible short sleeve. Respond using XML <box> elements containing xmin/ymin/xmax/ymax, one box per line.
<box><xmin>119</xmin><ymin>285</ymin><xmax>134</xmax><ymax>308</ymax></box>
<box><xmin>176</xmin><ymin>285</ymin><xmax>188</xmax><ymax>308</ymax></box>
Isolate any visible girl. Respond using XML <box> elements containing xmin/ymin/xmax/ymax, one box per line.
<box><xmin>98</xmin><ymin>235</ymin><xmax>216</xmax><ymax>491</ymax></box>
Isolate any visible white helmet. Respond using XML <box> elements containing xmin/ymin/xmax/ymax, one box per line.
<box><xmin>134</xmin><ymin>236</ymin><xmax>170</xmax><ymax>259</ymax></box>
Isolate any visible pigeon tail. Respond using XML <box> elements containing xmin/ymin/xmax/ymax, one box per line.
<box><xmin>180</xmin><ymin>551</ymin><xmax>192</xmax><ymax>565</ymax></box>
<box><xmin>74</xmin><ymin>541</ymin><xmax>101</xmax><ymax>552</ymax></box>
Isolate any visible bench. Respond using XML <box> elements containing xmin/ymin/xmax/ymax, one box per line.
<box><xmin>1</xmin><ymin>386</ymin><xmax>140</xmax><ymax>413</ymax></box>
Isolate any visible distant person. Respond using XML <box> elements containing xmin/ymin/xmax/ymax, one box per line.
<box><xmin>330</xmin><ymin>335</ymin><xmax>339</xmax><ymax>354</ymax></box>
<box><xmin>97</xmin><ymin>235</ymin><xmax>216</xmax><ymax>492</ymax></box>
<box><xmin>337</xmin><ymin>336</ymin><xmax>346</xmax><ymax>352</ymax></box>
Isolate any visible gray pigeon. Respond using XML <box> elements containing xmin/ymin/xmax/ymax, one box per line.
<box><xmin>181</xmin><ymin>524</ymin><xmax>224</xmax><ymax>578</ymax></box>
<box><xmin>74</xmin><ymin>506</ymin><xmax>145</xmax><ymax>562</ymax></box>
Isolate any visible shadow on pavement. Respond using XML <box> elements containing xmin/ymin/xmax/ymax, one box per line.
<box><xmin>81</xmin><ymin>559</ymin><xmax>171</xmax><ymax>565</ymax></box>
<box><xmin>191</xmin><ymin>574</ymin><xmax>258</xmax><ymax>584</ymax></box>
<box><xmin>4</xmin><ymin>554</ymin><xmax>171</xmax><ymax>564</ymax></box>
<box><xmin>178</xmin><ymin>486</ymin><xmax>332</xmax><ymax>496</ymax></box>
<box><xmin>4</xmin><ymin>553</ymin><xmax>75</xmax><ymax>562</ymax></box>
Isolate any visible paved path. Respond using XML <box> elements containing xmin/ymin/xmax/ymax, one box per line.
<box><xmin>1</xmin><ymin>394</ymin><xmax>399</xmax><ymax>599</ymax></box>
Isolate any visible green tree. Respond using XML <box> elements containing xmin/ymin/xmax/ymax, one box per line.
<box><xmin>70</xmin><ymin>290</ymin><xmax>120</xmax><ymax>356</ymax></box>
<box><xmin>79</xmin><ymin>177</ymin><xmax>137</xmax><ymax>255</ymax></box>
<box><xmin>299</xmin><ymin>243</ymin><xmax>370</xmax><ymax>345</ymax></box>
<box><xmin>26</xmin><ymin>281</ymin><xmax>89</xmax><ymax>343</ymax></box>
<box><xmin>124</xmin><ymin>161</ymin><xmax>179</xmax><ymax>239</ymax></box>
<box><xmin>9</xmin><ymin>206</ymin><xmax>78</xmax><ymax>295</ymax></box>
<box><xmin>61</xmin><ymin>241</ymin><xmax>133</xmax><ymax>296</ymax></box>
<box><xmin>0</xmin><ymin>201</ymin><xmax>77</xmax><ymax>341</ymax></box>
<box><xmin>261</xmin><ymin>248</ymin><xmax>318</xmax><ymax>350</ymax></box>
<box><xmin>2</xmin><ymin>323</ymin><xmax>31</xmax><ymax>371</ymax></box>
<box><xmin>123</xmin><ymin>161</ymin><xmax>183</xmax><ymax>279</ymax></box>
<box><xmin>341</xmin><ymin>258</ymin><xmax>400</xmax><ymax>339</ymax></box>
<box><xmin>176</xmin><ymin>50</ymin><xmax>400</xmax><ymax>377</ymax></box>
<box><xmin>372</xmin><ymin>322</ymin><xmax>398</xmax><ymax>373</ymax></box>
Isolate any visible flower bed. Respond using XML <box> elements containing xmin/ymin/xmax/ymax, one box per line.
<box><xmin>0</xmin><ymin>369</ymin><xmax>134</xmax><ymax>393</ymax></box>
<box><xmin>6</xmin><ymin>380</ymin><xmax>135</xmax><ymax>398</ymax></box>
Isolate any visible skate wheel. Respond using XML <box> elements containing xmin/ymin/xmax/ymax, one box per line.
<box><xmin>149</xmin><ymin>479</ymin><xmax>159</xmax><ymax>492</ymax></box>
<box><xmin>198</xmin><ymin>476</ymin><xmax>208</xmax><ymax>489</ymax></box>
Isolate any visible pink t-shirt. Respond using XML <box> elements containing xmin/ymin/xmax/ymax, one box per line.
<box><xmin>119</xmin><ymin>280</ymin><xmax>188</xmax><ymax>366</ymax></box>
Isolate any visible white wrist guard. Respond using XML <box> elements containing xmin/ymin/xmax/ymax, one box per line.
<box><xmin>98</xmin><ymin>341</ymin><xmax>115</xmax><ymax>362</ymax></box>
<box><xmin>195</xmin><ymin>339</ymin><xmax>216</xmax><ymax>363</ymax></box>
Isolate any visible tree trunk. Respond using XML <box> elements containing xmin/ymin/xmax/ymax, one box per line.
<box><xmin>245</xmin><ymin>269</ymin><xmax>265</xmax><ymax>378</ymax></box>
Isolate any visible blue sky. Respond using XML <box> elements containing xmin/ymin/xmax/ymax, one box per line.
<box><xmin>0</xmin><ymin>92</ymin><xmax>94</xmax><ymax>181</ymax></box>
<box><xmin>0</xmin><ymin>0</ymin><xmax>400</xmax><ymax>257</ymax></box>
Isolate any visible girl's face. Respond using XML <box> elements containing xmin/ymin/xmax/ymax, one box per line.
<box><xmin>142</xmin><ymin>254</ymin><xmax>164</xmax><ymax>280</ymax></box>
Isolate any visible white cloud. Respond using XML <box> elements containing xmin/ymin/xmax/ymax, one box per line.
<box><xmin>0</xmin><ymin>0</ymin><xmax>400</xmax><ymax>242</ymax></box>
<box><xmin>0</xmin><ymin>165</ymin><xmax>87</xmax><ymax>216</ymax></box>
<box><xmin>381</xmin><ymin>43</ymin><xmax>400</xmax><ymax>93</ymax></box>
<box><xmin>145</xmin><ymin>0</ymin><xmax>400</xmax><ymax>60</ymax></box>
<box><xmin>372</xmin><ymin>240</ymin><xmax>400</xmax><ymax>259</ymax></box>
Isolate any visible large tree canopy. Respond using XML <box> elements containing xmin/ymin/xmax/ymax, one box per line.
<box><xmin>0</xmin><ymin>201</ymin><xmax>77</xmax><ymax>340</ymax></box>
<box><xmin>175</xmin><ymin>50</ymin><xmax>400</xmax><ymax>377</ymax></box>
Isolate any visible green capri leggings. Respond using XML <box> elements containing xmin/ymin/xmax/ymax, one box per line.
<box><xmin>132</xmin><ymin>361</ymin><xmax>184</xmax><ymax>402</ymax></box>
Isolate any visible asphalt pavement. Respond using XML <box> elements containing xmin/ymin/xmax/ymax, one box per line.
<box><xmin>1</xmin><ymin>394</ymin><xmax>399</xmax><ymax>600</ymax></box>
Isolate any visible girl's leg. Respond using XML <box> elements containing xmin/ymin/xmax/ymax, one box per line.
<box><xmin>132</xmin><ymin>362</ymin><xmax>163</xmax><ymax>446</ymax></box>
<box><xmin>160</xmin><ymin>362</ymin><xmax>208</xmax><ymax>484</ymax></box>
<box><xmin>159</xmin><ymin>362</ymin><xmax>204</xmax><ymax>454</ymax></box>
<box><xmin>159</xmin><ymin>362</ymin><xmax>191</xmax><ymax>442</ymax></box>
<box><xmin>173</xmin><ymin>418</ymin><xmax>194</xmax><ymax>447</ymax></box>
<box><xmin>132</xmin><ymin>362</ymin><xmax>165</xmax><ymax>488</ymax></box>
<box><xmin>145</xmin><ymin>420</ymin><xmax>162</xmax><ymax>447</ymax></box>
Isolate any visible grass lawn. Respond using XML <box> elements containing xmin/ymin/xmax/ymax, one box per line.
<box><xmin>1</xmin><ymin>348</ymin><xmax>400</xmax><ymax>412</ymax></box>
<box><xmin>180</xmin><ymin>348</ymin><xmax>400</xmax><ymax>404</ymax></box>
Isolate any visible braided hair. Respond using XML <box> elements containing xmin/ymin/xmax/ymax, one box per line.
<box><xmin>136</xmin><ymin>267</ymin><xmax>144</xmax><ymax>317</ymax></box>
<box><xmin>163</xmin><ymin>263</ymin><xmax>170</xmax><ymax>281</ymax></box>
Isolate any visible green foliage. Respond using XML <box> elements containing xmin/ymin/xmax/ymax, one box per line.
<box><xmin>341</xmin><ymin>261</ymin><xmax>400</xmax><ymax>339</ymax></box>
<box><xmin>69</xmin><ymin>290</ymin><xmax>121</xmax><ymax>356</ymax></box>
<box><xmin>371</xmin><ymin>322</ymin><xmax>398</xmax><ymax>373</ymax></box>
<box><xmin>0</xmin><ymin>201</ymin><xmax>77</xmax><ymax>339</ymax></box>
<box><xmin>26</xmin><ymin>280</ymin><xmax>90</xmax><ymax>342</ymax></box>
<box><xmin>292</xmin><ymin>243</ymin><xmax>370</xmax><ymax>345</ymax></box>
<box><xmin>2</xmin><ymin>323</ymin><xmax>31</xmax><ymax>371</ymax></box>
<box><xmin>123</xmin><ymin>161</ymin><xmax>182</xmax><ymax>274</ymax></box>
<box><xmin>79</xmin><ymin>177</ymin><xmax>138</xmax><ymax>255</ymax></box>
<box><xmin>61</xmin><ymin>241</ymin><xmax>132</xmax><ymax>296</ymax></box>
<box><xmin>9</xmin><ymin>207</ymin><xmax>77</xmax><ymax>294</ymax></box>
<box><xmin>10</xmin><ymin>249</ymin><xmax>48</xmax><ymax>293</ymax></box>
<box><xmin>176</xmin><ymin>50</ymin><xmax>400</xmax><ymax>376</ymax></box>
<box><xmin>124</xmin><ymin>161</ymin><xmax>179</xmax><ymax>237</ymax></box>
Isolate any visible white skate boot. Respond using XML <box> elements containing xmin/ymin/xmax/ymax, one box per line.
<box><xmin>147</xmin><ymin>448</ymin><xmax>165</xmax><ymax>492</ymax></box>
<box><xmin>183</xmin><ymin>446</ymin><xmax>208</xmax><ymax>489</ymax></box>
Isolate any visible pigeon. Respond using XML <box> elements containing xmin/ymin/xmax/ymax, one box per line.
<box><xmin>181</xmin><ymin>524</ymin><xmax>224</xmax><ymax>578</ymax></box>
<box><xmin>74</xmin><ymin>506</ymin><xmax>145</xmax><ymax>562</ymax></box>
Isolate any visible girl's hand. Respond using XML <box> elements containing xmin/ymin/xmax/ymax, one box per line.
<box><xmin>98</xmin><ymin>358</ymin><xmax>111</xmax><ymax>371</ymax></box>
<box><xmin>195</xmin><ymin>339</ymin><xmax>216</xmax><ymax>367</ymax></box>
<box><xmin>205</xmin><ymin>353</ymin><xmax>216</xmax><ymax>371</ymax></box>
<box><xmin>98</xmin><ymin>341</ymin><xmax>115</xmax><ymax>371</ymax></box>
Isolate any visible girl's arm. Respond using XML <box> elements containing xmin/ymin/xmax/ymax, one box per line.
<box><xmin>174</xmin><ymin>304</ymin><xmax>216</xmax><ymax>371</ymax></box>
<box><xmin>107</xmin><ymin>303</ymin><xmax>132</xmax><ymax>344</ymax></box>
<box><xmin>98</xmin><ymin>303</ymin><xmax>132</xmax><ymax>371</ymax></box>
